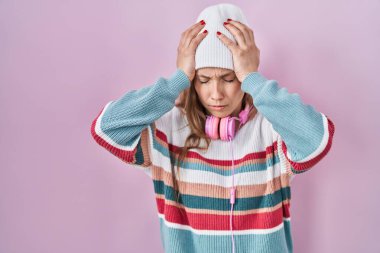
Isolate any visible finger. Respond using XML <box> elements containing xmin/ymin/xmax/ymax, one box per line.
<box><xmin>189</xmin><ymin>29</ymin><xmax>208</xmax><ymax>50</ymax></box>
<box><xmin>247</xmin><ymin>28</ymin><xmax>259</xmax><ymax>50</ymax></box>
<box><xmin>223</xmin><ymin>21</ymin><xmax>246</xmax><ymax>47</ymax></box>
<box><xmin>245</xmin><ymin>25</ymin><xmax>257</xmax><ymax>47</ymax></box>
<box><xmin>184</xmin><ymin>20</ymin><xmax>206</xmax><ymax>48</ymax></box>
<box><xmin>226</xmin><ymin>19</ymin><xmax>252</xmax><ymax>47</ymax></box>
<box><xmin>179</xmin><ymin>20</ymin><xmax>204</xmax><ymax>48</ymax></box>
<box><xmin>216</xmin><ymin>31</ymin><xmax>238</xmax><ymax>52</ymax></box>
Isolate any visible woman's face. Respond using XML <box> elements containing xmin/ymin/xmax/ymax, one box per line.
<box><xmin>194</xmin><ymin>67</ymin><xmax>245</xmax><ymax>118</ymax></box>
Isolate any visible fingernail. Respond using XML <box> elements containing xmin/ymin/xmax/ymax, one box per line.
<box><xmin>223</xmin><ymin>22</ymin><xmax>229</xmax><ymax>25</ymax></box>
<box><xmin>216</xmin><ymin>31</ymin><xmax>221</xmax><ymax>35</ymax></box>
<box><xmin>227</xmin><ymin>18</ymin><xmax>232</xmax><ymax>21</ymax></box>
<box><xmin>203</xmin><ymin>29</ymin><xmax>208</xmax><ymax>33</ymax></box>
<box><xmin>200</xmin><ymin>20</ymin><xmax>205</xmax><ymax>25</ymax></box>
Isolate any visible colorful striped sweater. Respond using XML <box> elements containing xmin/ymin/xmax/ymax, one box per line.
<box><xmin>90</xmin><ymin>69</ymin><xmax>335</xmax><ymax>253</ymax></box>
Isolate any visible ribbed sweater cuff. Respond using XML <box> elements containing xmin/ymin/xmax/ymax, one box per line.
<box><xmin>168</xmin><ymin>68</ymin><xmax>191</xmax><ymax>95</ymax></box>
<box><xmin>241</xmin><ymin>71</ymin><xmax>268</xmax><ymax>95</ymax></box>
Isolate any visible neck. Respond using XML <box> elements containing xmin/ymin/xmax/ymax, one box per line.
<box><xmin>231</xmin><ymin>101</ymin><xmax>243</xmax><ymax>118</ymax></box>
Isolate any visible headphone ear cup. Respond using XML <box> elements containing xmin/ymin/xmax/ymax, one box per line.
<box><xmin>219</xmin><ymin>117</ymin><xmax>227</xmax><ymax>141</ymax></box>
<box><xmin>205</xmin><ymin>115</ymin><xmax>220</xmax><ymax>140</ymax></box>
<box><xmin>220</xmin><ymin>116</ymin><xmax>236</xmax><ymax>141</ymax></box>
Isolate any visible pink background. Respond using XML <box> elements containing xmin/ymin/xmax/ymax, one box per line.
<box><xmin>1</xmin><ymin>0</ymin><xmax>379</xmax><ymax>252</ymax></box>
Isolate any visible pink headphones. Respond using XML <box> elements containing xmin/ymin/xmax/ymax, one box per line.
<box><xmin>204</xmin><ymin>101</ymin><xmax>255</xmax><ymax>253</ymax></box>
<box><xmin>205</xmin><ymin>102</ymin><xmax>254</xmax><ymax>141</ymax></box>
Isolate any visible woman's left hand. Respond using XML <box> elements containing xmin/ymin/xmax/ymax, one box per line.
<box><xmin>217</xmin><ymin>19</ymin><xmax>260</xmax><ymax>83</ymax></box>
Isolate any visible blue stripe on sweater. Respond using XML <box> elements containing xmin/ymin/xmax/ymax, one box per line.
<box><xmin>153</xmin><ymin>180</ymin><xmax>291</xmax><ymax>211</ymax></box>
<box><xmin>153</xmin><ymin>135</ymin><xmax>282</xmax><ymax>175</ymax></box>
<box><xmin>159</xmin><ymin>217</ymin><xmax>293</xmax><ymax>253</ymax></box>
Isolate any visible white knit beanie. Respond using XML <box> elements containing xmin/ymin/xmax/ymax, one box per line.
<box><xmin>195</xmin><ymin>3</ymin><xmax>250</xmax><ymax>71</ymax></box>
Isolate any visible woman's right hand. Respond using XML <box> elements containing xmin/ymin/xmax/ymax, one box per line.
<box><xmin>176</xmin><ymin>20</ymin><xmax>208</xmax><ymax>82</ymax></box>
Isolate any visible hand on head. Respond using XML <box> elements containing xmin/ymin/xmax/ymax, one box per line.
<box><xmin>176</xmin><ymin>20</ymin><xmax>208</xmax><ymax>82</ymax></box>
<box><xmin>176</xmin><ymin>17</ymin><xmax>260</xmax><ymax>84</ymax></box>
<box><xmin>216</xmin><ymin>19</ymin><xmax>260</xmax><ymax>83</ymax></box>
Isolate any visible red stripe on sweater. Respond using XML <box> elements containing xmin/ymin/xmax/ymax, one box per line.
<box><xmin>156</xmin><ymin>198</ymin><xmax>290</xmax><ymax>231</ymax></box>
<box><xmin>90</xmin><ymin>108</ymin><xmax>137</xmax><ymax>163</ymax></box>
<box><xmin>155</xmin><ymin>128</ymin><xmax>276</xmax><ymax>167</ymax></box>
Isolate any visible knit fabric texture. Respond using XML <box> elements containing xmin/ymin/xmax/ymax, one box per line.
<box><xmin>195</xmin><ymin>3</ymin><xmax>249</xmax><ymax>70</ymax></box>
<box><xmin>90</xmin><ymin>69</ymin><xmax>335</xmax><ymax>253</ymax></box>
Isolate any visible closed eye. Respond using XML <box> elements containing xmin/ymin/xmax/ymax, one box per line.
<box><xmin>224</xmin><ymin>78</ymin><xmax>235</xmax><ymax>83</ymax></box>
<box><xmin>199</xmin><ymin>78</ymin><xmax>235</xmax><ymax>83</ymax></box>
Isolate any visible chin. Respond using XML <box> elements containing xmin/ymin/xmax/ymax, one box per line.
<box><xmin>210</xmin><ymin>110</ymin><xmax>230</xmax><ymax>118</ymax></box>
<box><xmin>206</xmin><ymin>105</ymin><xmax>232</xmax><ymax>117</ymax></box>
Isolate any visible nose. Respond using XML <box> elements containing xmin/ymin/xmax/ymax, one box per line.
<box><xmin>210</xmin><ymin>81</ymin><xmax>224</xmax><ymax>100</ymax></box>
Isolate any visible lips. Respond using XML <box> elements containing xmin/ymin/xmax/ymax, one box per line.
<box><xmin>209</xmin><ymin>105</ymin><xmax>226</xmax><ymax>110</ymax></box>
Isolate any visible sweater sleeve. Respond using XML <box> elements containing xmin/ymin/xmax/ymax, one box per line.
<box><xmin>241</xmin><ymin>72</ymin><xmax>336</xmax><ymax>177</ymax></box>
<box><xmin>90</xmin><ymin>69</ymin><xmax>190</xmax><ymax>177</ymax></box>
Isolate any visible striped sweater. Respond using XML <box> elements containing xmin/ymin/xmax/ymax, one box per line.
<box><xmin>90</xmin><ymin>69</ymin><xmax>335</xmax><ymax>253</ymax></box>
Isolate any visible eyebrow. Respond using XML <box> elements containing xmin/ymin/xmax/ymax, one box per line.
<box><xmin>198</xmin><ymin>73</ymin><xmax>234</xmax><ymax>78</ymax></box>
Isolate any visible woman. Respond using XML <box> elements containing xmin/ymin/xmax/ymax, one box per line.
<box><xmin>91</xmin><ymin>3</ymin><xmax>335</xmax><ymax>253</ymax></box>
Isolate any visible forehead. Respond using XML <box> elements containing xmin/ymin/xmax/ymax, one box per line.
<box><xmin>196</xmin><ymin>67</ymin><xmax>234</xmax><ymax>77</ymax></box>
